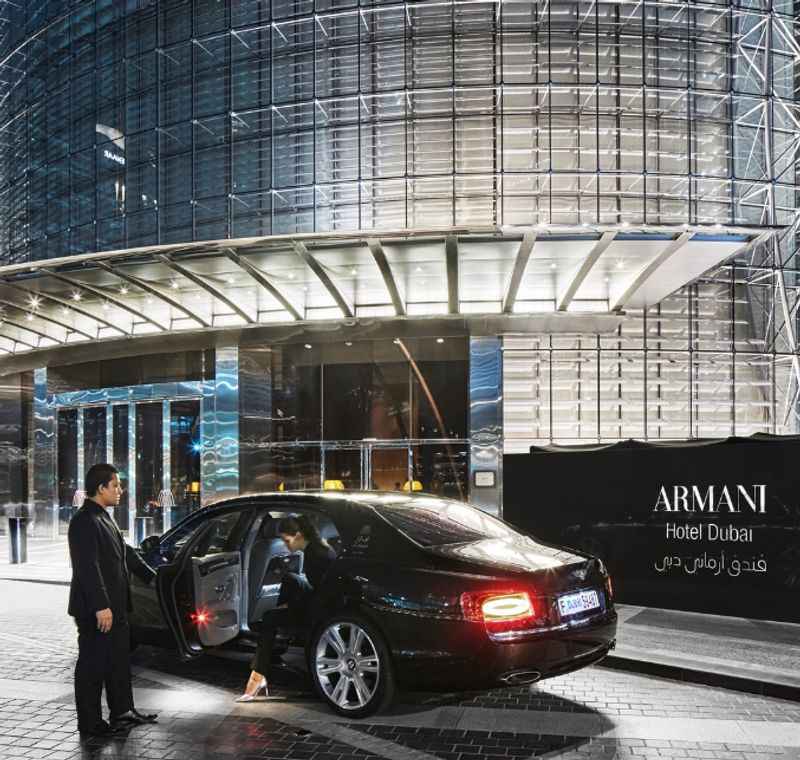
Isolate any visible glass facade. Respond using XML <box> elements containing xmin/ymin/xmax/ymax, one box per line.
<box><xmin>0</xmin><ymin>0</ymin><xmax>797</xmax><ymax>262</ymax></box>
<box><xmin>0</xmin><ymin>0</ymin><xmax>798</xmax><ymax>525</ymax></box>
<box><xmin>504</xmin><ymin>272</ymin><xmax>800</xmax><ymax>448</ymax></box>
<box><xmin>239</xmin><ymin>337</ymin><xmax>469</xmax><ymax>496</ymax></box>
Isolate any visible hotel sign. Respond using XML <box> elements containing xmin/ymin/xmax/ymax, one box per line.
<box><xmin>502</xmin><ymin>436</ymin><xmax>800</xmax><ymax>622</ymax></box>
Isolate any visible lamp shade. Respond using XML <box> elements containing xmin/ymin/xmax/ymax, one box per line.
<box><xmin>157</xmin><ymin>489</ymin><xmax>175</xmax><ymax>507</ymax></box>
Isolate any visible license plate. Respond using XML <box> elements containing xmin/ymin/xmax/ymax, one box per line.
<box><xmin>558</xmin><ymin>590</ymin><xmax>600</xmax><ymax>618</ymax></box>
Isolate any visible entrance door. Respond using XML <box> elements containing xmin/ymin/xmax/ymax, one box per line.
<box><xmin>322</xmin><ymin>442</ymin><xmax>412</xmax><ymax>492</ymax></box>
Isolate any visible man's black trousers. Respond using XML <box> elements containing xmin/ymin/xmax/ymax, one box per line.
<box><xmin>74</xmin><ymin>619</ymin><xmax>134</xmax><ymax>731</ymax></box>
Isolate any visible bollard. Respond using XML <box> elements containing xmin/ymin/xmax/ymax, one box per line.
<box><xmin>7</xmin><ymin>516</ymin><xmax>28</xmax><ymax>564</ymax></box>
<box><xmin>134</xmin><ymin>516</ymin><xmax>155</xmax><ymax>547</ymax></box>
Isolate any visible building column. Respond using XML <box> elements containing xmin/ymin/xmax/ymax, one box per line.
<box><xmin>32</xmin><ymin>368</ymin><xmax>57</xmax><ymax>538</ymax></box>
<box><xmin>469</xmin><ymin>336</ymin><xmax>503</xmax><ymax>517</ymax></box>
<box><xmin>201</xmin><ymin>345</ymin><xmax>239</xmax><ymax>506</ymax></box>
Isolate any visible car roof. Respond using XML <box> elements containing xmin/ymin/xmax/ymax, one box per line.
<box><xmin>188</xmin><ymin>490</ymin><xmax>466</xmax><ymax>519</ymax></box>
<box><xmin>160</xmin><ymin>491</ymin><xmax>465</xmax><ymax>544</ymax></box>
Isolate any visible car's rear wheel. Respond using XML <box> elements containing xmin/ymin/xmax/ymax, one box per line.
<box><xmin>309</xmin><ymin>615</ymin><xmax>395</xmax><ymax>718</ymax></box>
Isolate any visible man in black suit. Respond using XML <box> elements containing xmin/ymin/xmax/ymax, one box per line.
<box><xmin>68</xmin><ymin>463</ymin><xmax>159</xmax><ymax>737</ymax></box>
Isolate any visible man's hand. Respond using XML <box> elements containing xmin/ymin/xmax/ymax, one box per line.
<box><xmin>96</xmin><ymin>608</ymin><xmax>113</xmax><ymax>633</ymax></box>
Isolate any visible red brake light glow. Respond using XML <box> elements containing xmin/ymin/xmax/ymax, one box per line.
<box><xmin>460</xmin><ymin>590</ymin><xmax>537</xmax><ymax>636</ymax></box>
<box><xmin>481</xmin><ymin>593</ymin><xmax>534</xmax><ymax>622</ymax></box>
<box><xmin>191</xmin><ymin>610</ymin><xmax>210</xmax><ymax>625</ymax></box>
<box><xmin>605</xmin><ymin>575</ymin><xmax>614</xmax><ymax>600</ymax></box>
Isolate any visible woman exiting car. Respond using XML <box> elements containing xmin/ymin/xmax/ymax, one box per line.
<box><xmin>237</xmin><ymin>514</ymin><xmax>336</xmax><ymax>701</ymax></box>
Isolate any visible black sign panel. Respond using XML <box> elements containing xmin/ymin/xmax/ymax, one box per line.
<box><xmin>503</xmin><ymin>435</ymin><xmax>800</xmax><ymax>622</ymax></box>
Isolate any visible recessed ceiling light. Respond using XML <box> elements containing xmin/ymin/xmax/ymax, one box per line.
<box><xmin>26</xmin><ymin>313</ymin><xmax>34</xmax><ymax>321</ymax></box>
<box><xmin>350</xmin><ymin>268</ymin><xmax>357</xmax><ymax>275</ymax></box>
<box><xmin>617</xmin><ymin>260</ymin><xmax>624</xmax><ymax>268</ymax></box>
<box><xmin>550</xmin><ymin>263</ymin><xmax>557</xmax><ymax>270</ymax></box>
<box><xmin>171</xmin><ymin>280</ymin><xmax>180</xmax><ymax>289</ymax></box>
<box><xmin>415</xmin><ymin>266</ymin><xmax>423</xmax><ymax>273</ymax></box>
<box><xmin>28</xmin><ymin>296</ymin><xmax>40</xmax><ymax>309</ymax></box>
<box><xmin>120</xmin><ymin>286</ymin><xmax>129</xmax><ymax>295</ymax></box>
<box><xmin>393</xmin><ymin>338</ymin><xmax>400</xmax><ymax>344</ymax></box>
<box><xmin>72</xmin><ymin>292</ymin><xmax>82</xmax><ymax>301</ymax></box>
<box><xmin>436</xmin><ymin>338</ymin><xmax>444</xmax><ymax>344</ymax></box>
<box><xmin>61</xmin><ymin>307</ymin><xmax>69</xmax><ymax>315</ymax></box>
<box><xmin>146</xmin><ymin>296</ymin><xmax>154</xmax><ymax>304</ymax></box>
<box><xmin>102</xmin><ymin>302</ymin><xmax>110</xmax><ymax>310</ymax></box>
<box><xmin>621</xmin><ymin>221</ymin><xmax>630</xmax><ymax>228</ymax></box>
<box><xmin>289</xmin><ymin>273</ymin><xmax>296</xmax><ymax>280</ymax></box>
<box><xmin>304</xmin><ymin>343</ymin><xmax>312</xmax><ymax>349</ymax></box>
<box><xmin>345</xmin><ymin>341</ymin><xmax>353</xmax><ymax>347</ymax></box>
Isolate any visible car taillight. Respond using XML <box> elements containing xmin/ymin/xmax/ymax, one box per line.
<box><xmin>605</xmin><ymin>575</ymin><xmax>614</xmax><ymax>600</ymax></box>
<box><xmin>461</xmin><ymin>590</ymin><xmax>536</xmax><ymax>634</ymax></box>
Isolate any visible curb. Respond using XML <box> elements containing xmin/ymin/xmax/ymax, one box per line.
<box><xmin>0</xmin><ymin>576</ymin><xmax>70</xmax><ymax>586</ymax></box>
<box><xmin>603</xmin><ymin>653</ymin><xmax>800</xmax><ymax>703</ymax></box>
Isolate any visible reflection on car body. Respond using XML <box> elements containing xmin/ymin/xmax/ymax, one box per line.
<box><xmin>130</xmin><ymin>491</ymin><xmax>617</xmax><ymax>717</ymax></box>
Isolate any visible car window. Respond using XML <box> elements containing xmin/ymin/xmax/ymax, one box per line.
<box><xmin>374</xmin><ymin>497</ymin><xmax>519</xmax><ymax>547</ymax></box>
<box><xmin>262</xmin><ymin>509</ymin><xmax>343</xmax><ymax>555</ymax></box>
<box><xmin>192</xmin><ymin>510</ymin><xmax>253</xmax><ymax>558</ymax></box>
<box><xmin>160</xmin><ymin>518</ymin><xmax>204</xmax><ymax>558</ymax></box>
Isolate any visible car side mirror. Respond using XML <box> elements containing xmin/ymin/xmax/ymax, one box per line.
<box><xmin>140</xmin><ymin>535</ymin><xmax>161</xmax><ymax>554</ymax></box>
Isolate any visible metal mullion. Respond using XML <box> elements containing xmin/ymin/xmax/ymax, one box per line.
<box><xmin>614</xmin><ymin>4</ymin><xmax>622</xmax><ymax>225</ymax></box>
<box><xmin>404</xmin><ymin>4</ymin><xmax>410</xmax><ymax>230</ymax></box>
<box><xmin>357</xmin><ymin>6</ymin><xmax>362</xmax><ymax>230</ymax></box>
<box><xmin>312</xmin><ymin>11</ymin><xmax>317</xmax><ymax>233</ymax></box>
<box><xmin>686</xmin><ymin>3</ymin><xmax>692</xmax><ymax>226</ymax></box>
<box><xmin>595</xmin><ymin>2</ymin><xmax>600</xmax><ymax>223</ymax></box>
<box><xmin>156</xmin><ymin>0</ymin><xmax>163</xmax><ymax>245</ymax></box>
<box><xmin>495</xmin><ymin>0</ymin><xmax>502</xmax><ymax>227</ymax></box>
<box><xmin>547</xmin><ymin>1</ymin><xmax>552</xmax><ymax>222</ymax></box>
<box><xmin>643</xmin><ymin>308</ymin><xmax>648</xmax><ymax>438</ymax></box>
<box><xmin>451</xmin><ymin>0</ymin><xmax>456</xmax><ymax>227</ymax></box>
<box><xmin>227</xmin><ymin>0</ymin><xmax>233</xmax><ymax>240</ymax></box>
<box><xmin>641</xmin><ymin>0</ymin><xmax>647</xmax><ymax>225</ymax></box>
<box><xmin>191</xmin><ymin>15</ymin><xmax>197</xmax><ymax>241</ymax></box>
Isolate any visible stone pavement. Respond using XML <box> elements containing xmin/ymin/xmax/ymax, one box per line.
<box><xmin>6</xmin><ymin>534</ymin><xmax>800</xmax><ymax>698</ymax></box>
<box><xmin>2</xmin><ymin>580</ymin><xmax>800</xmax><ymax>760</ymax></box>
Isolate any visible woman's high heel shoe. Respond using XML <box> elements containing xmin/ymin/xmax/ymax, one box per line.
<box><xmin>235</xmin><ymin>678</ymin><xmax>268</xmax><ymax>702</ymax></box>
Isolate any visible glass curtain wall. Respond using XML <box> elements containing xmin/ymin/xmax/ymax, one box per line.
<box><xmin>112</xmin><ymin>405</ymin><xmax>130</xmax><ymax>532</ymax></box>
<box><xmin>136</xmin><ymin>402</ymin><xmax>164</xmax><ymax>531</ymax></box>
<box><xmin>504</xmin><ymin>271</ymin><xmax>799</xmax><ymax>449</ymax></box>
<box><xmin>0</xmin><ymin>0</ymin><xmax>796</xmax><ymax>261</ymax></box>
<box><xmin>170</xmin><ymin>400</ymin><xmax>201</xmax><ymax>523</ymax></box>
<box><xmin>57</xmin><ymin>409</ymin><xmax>78</xmax><ymax>534</ymax></box>
<box><xmin>239</xmin><ymin>337</ymin><xmax>469</xmax><ymax>498</ymax></box>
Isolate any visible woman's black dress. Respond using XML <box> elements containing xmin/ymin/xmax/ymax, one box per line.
<box><xmin>251</xmin><ymin>540</ymin><xmax>336</xmax><ymax>674</ymax></box>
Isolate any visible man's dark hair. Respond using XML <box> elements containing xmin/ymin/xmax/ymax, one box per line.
<box><xmin>85</xmin><ymin>463</ymin><xmax>119</xmax><ymax>497</ymax></box>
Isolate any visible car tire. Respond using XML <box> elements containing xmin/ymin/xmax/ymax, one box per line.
<box><xmin>309</xmin><ymin>614</ymin><xmax>395</xmax><ymax>719</ymax></box>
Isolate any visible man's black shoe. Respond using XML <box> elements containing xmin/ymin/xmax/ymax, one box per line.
<box><xmin>111</xmin><ymin>708</ymin><xmax>158</xmax><ymax>726</ymax></box>
<box><xmin>79</xmin><ymin>720</ymin><xmax>128</xmax><ymax>739</ymax></box>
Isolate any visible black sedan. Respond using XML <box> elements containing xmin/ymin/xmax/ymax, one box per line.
<box><xmin>130</xmin><ymin>491</ymin><xmax>617</xmax><ymax>717</ymax></box>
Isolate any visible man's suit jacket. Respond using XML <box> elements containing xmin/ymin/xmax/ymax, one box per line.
<box><xmin>68</xmin><ymin>498</ymin><xmax>156</xmax><ymax>624</ymax></box>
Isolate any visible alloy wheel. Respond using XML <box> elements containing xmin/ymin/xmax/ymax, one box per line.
<box><xmin>314</xmin><ymin>621</ymin><xmax>381</xmax><ymax>710</ymax></box>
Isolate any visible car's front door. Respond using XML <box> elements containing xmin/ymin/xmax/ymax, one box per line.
<box><xmin>156</xmin><ymin>508</ymin><xmax>253</xmax><ymax>659</ymax></box>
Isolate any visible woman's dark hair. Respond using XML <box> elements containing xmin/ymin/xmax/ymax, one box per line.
<box><xmin>278</xmin><ymin>514</ymin><xmax>328</xmax><ymax>547</ymax></box>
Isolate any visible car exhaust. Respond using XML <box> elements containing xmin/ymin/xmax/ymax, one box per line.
<box><xmin>499</xmin><ymin>670</ymin><xmax>541</xmax><ymax>686</ymax></box>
